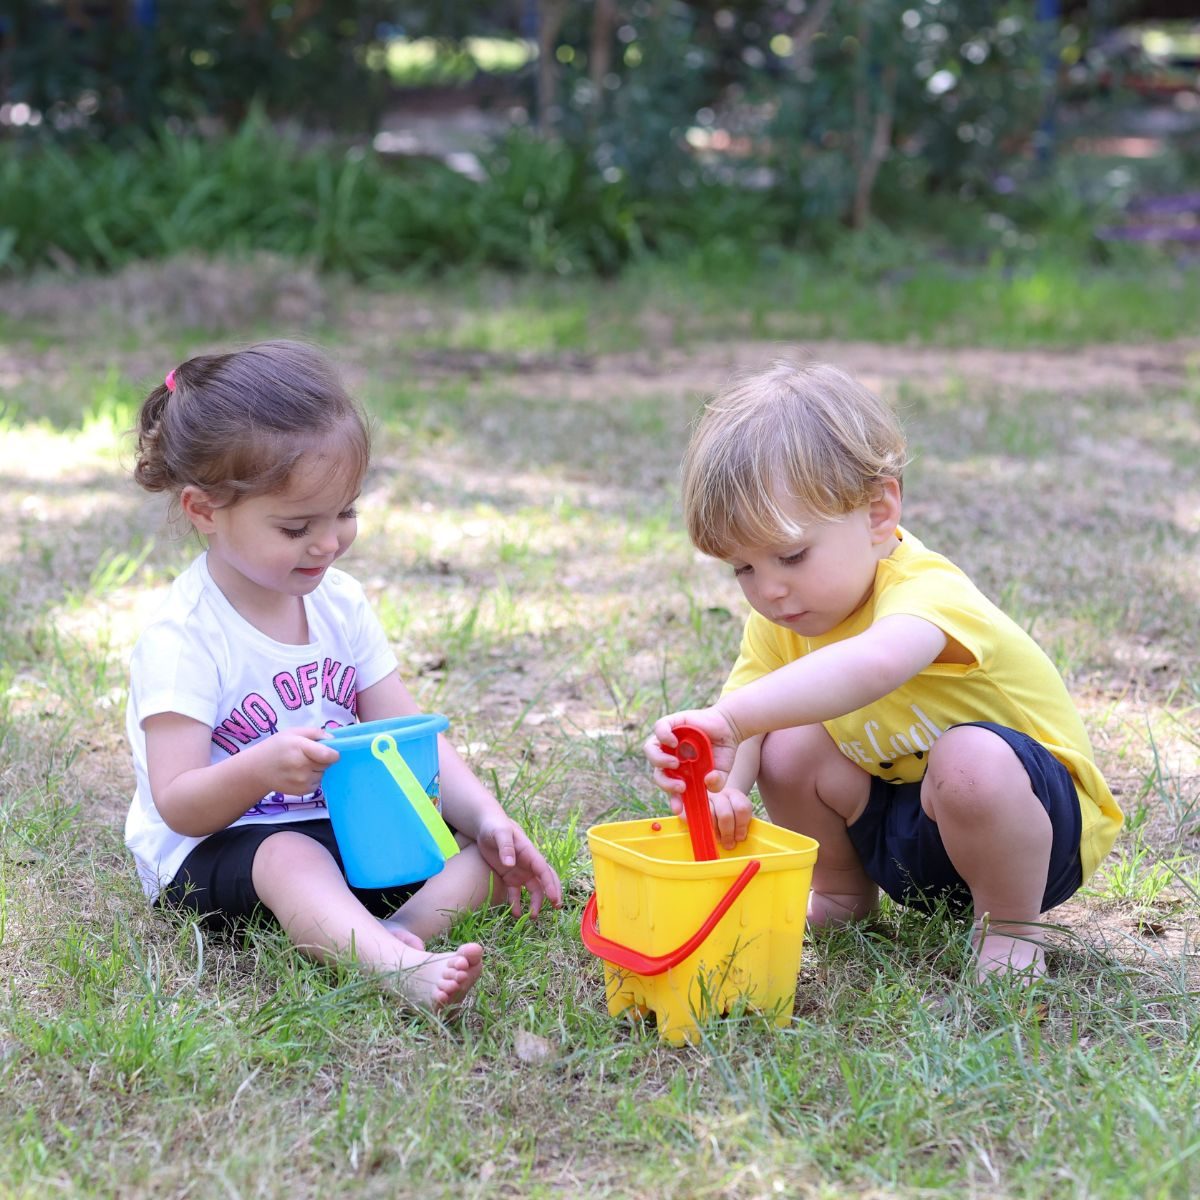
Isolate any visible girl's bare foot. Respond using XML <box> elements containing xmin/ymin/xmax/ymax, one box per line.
<box><xmin>807</xmin><ymin>890</ymin><xmax>876</xmax><ymax>928</ymax></box>
<box><xmin>384</xmin><ymin>942</ymin><xmax>485</xmax><ymax>1012</ymax></box>
<box><xmin>381</xmin><ymin>915</ymin><xmax>425</xmax><ymax>951</ymax></box>
<box><xmin>973</xmin><ymin>921</ymin><xmax>1047</xmax><ymax>983</ymax></box>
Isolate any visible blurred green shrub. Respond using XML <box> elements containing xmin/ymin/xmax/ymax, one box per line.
<box><xmin>540</xmin><ymin>0</ymin><xmax>1055</xmax><ymax>230</ymax></box>
<box><xmin>4</xmin><ymin>106</ymin><xmax>1179</xmax><ymax>281</ymax></box>
<box><xmin>0</xmin><ymin>2</ymin><xmax>1183</xmax><ymax>281</ymax></box>
<box><xmin>0</xmin><ymin>0</ymin><xmax>388</xmax><ymax>137</ymax></box>
<box><xmin>0</xmin><ymin>114</ymin><xmax>654</xmax><ymax>277</ymax></box>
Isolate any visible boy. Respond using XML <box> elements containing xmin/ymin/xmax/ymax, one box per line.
<box><xmin>645</xmin><ymin>360</ymin><xmax>1122</xmax><ymax>979</ymax></box>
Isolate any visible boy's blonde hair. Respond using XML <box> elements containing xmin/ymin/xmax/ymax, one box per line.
<box><xmin>681</xmin><ymin>359</ymin><xmax>908</xmax><ymax>559</ymax></box>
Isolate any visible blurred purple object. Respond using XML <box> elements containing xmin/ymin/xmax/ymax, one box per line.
<box><xmin>1127</xmin><ymin>192</ymin><xmax>1200</xmax><ymax>216</ymax></box>
<box><xmin>1096</xmin><ymin>225</ymin><xmax>1200</xmax><ymax>242</ymax></box>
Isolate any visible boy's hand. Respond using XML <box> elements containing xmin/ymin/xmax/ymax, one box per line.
<box><xmin>704</xmin><ymin>786</ymin><xmax>753</xmax><ymax>850</ymax></box>
<box><xmin>258</xmin><ymin>728</ymin><xmax>340</xmax><ymax>796</ymax></box>
<box><xmin>644</xmin><ymin>706</ymin><xmax>751</xmax><ymax>849</ymax></box>
<box><xmin>645</xmin><ymin>705</ymin><xmax>742</xmax><ymax>792</ymax></box>
<box><xmin>475</xmin><ymin>814</ymin><xmax>564</xmax><ymax>919</ymax></box>
<box><xmin>656</xmin><ymin>780</ymin><xmax>753</xmax><ymax>850</ymax></box>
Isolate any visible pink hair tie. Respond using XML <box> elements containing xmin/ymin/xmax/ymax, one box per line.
<box><xmin>164</xmin><ymin>369</ymin><xmax>176</xmax><ymax>393</ymax></box>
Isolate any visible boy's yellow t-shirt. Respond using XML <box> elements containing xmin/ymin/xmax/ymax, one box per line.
<box><xmin>722</xmin><ymin>527</ymin><xmax>1122</xmax><ymax>882</ymax></box>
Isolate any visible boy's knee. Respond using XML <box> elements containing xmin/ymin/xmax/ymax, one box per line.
<box><xmin>922</xmin><ymin>725</ymin><xmax>1028</xmax><ymax>819</ymax></box>
<box><xmin>758</xmin><ymin>729</ymin><xmax>792</xmax><ymax>793</ymax></box>
<box><xmin>761</xmin><ymin>725</ymin><xmax>871</xmax><ymax>825</ymax></box>
<box><xmin>760</xmin><ymin>724</ymin><xmax>836</xmax><ymax>789</ymax></box>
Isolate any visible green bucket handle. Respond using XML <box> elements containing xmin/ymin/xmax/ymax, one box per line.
<box><xmin>371</xmin><ymin>734</ymin><xmax>460</xmax><ymax>861</ymax></box>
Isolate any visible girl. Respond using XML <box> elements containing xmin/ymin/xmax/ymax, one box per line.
<box><xmin>125</xmin><ymin>340</ymin><xmax>561</xmax><ymax>1011</ymax></box>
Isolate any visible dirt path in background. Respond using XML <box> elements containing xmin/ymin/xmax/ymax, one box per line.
<box><xmin>3</xmin><ymin>249</ymin><xmax>1197</xmax><ymax>401</ymax></box>
<box><xmin>401</xmin><ymin>335</ymin><xmax>1200</xmax><ymax>402</ymax></box>
<box><xmin>3</xmin><ymin>335</ymin><xmax>1197</xmax><ymax>425</ymax></box>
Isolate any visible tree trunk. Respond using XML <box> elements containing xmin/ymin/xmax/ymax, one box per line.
<box><xmin>851</xmin><ymin>63</ymin><xmax>896</xmax><ymax>229</ymax></box>
<box><xmin>589</xmin><ymin>0</ymin><xmax>617</xmax><ymax>90</ymax></box>
<box><xmin>536</xmin><ymin>0</ymin><xmax>568</xmax><ymax>131</ymax></box>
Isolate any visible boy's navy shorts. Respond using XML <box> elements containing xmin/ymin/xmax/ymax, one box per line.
<box><xmin>159</xmin><ymin>818</ymin><xmax>427</xmax><ymax>930</ymax></box>
<box><xmin>846</xmin><ymin>722</ymin><xmax>1083</xmax><ymax>915</ymax></box>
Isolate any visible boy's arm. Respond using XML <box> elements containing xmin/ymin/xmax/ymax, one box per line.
<box><xmin>721</xmin><ymin>614</ymin><xmax>947</xmax><ymax>742</ymax></box>
<box><xmin>707</xmin><ymin>734</ymin><xmax>762</xmax><ymax>848</ymax></box>
<box><xmin>357</xmin><ymin>672</ymin><xmax>564</xmax><ymax>915</ymax></box>
<box><xmin>655</xmin><ymin>614</ymin><xmax>948</xmax><ymax>784</ymax></box>
<box><xmin>725</xmin><ymin>734</ymin><xmax>763</xmax><ymax>796</ymax></box>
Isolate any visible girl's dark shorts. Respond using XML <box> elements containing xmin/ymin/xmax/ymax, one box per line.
<box><xmin>158</xmin><ymin>818</ymin><xmax>427</xmax><ymax>931</ymax></box>
<box><xmin>845</xmin><ymin>722</ymin><xmax>1083</xmax><ymax>915</ymax></box>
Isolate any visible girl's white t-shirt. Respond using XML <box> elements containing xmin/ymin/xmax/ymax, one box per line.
<box><xmin>124</xmin><ymin>553</ymin><xmax>397</xmax><ymax>901</ymax></box>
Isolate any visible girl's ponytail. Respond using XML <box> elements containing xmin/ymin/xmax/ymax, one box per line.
<box><xmin>127</xmin><ymin>341</ymin><xmax>370</xmax><ymax>514</ymax></box>
<box><xmin>132</xmin><ymin>382</ymin><xmax>176</xmax><ymax>494</ymax></box>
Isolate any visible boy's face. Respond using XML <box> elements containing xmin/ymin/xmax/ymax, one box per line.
<box><xmin>725</xmin><ymin>486</ymin><xmax>900</xmax><ymax>638</ymax></box>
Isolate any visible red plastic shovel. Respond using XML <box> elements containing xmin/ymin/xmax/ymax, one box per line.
<box><xmin>662</xmin><ymin>724</ymin><xmax>720</xmax><ymax>861</ymax></box>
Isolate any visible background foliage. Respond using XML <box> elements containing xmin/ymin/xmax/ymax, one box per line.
<box><xmin>1</xmin><ymin>0</ymin><xmax>391</xmax><ymax>133</ymax></box>
<box><xmin>0</xmin><ymin>2</ymin><xmax>1197</xmax><ymax>275</ymax></box>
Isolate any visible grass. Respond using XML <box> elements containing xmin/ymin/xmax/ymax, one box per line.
<box><xmin>1</xmin><ymin>258</ymin><xmax>1198</xmax><ymax>1197</ymax></box>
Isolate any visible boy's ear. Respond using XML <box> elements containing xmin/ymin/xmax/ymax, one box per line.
<box><xmin>867</xmin><ymin>477</ymin><xmax>902</xmax><ymax>542</ymax></box>
<box><xmin>180</xmin><ymin>485</ymin><xmax>221</xmax><ymax>534</ymax></box>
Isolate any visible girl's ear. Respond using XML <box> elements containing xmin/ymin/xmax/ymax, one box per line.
<box><xmin>867</xmin><ymin>477</ymin><xmax>902</xmax><ymax>543</ymax></box>
<box><xmin>180</xmin><ymin>486</ymin><xmax>220</xmax><ymax>535</ymax></box>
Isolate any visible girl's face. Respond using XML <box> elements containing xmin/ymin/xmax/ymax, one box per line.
<box><xmin>725</xmin><ymin>483</ymin><xmax>901</xmax><ymax>638</ymax></box>
<box><xmin>185</xmin><ymin>451</ymin><xmax>362</xmax><ymax>616</ymax></box>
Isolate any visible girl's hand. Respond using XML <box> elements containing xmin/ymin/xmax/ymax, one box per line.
<box><xmin>259</xmin><ymin>728</ymin><xmax>340</xmax><ymax>795</ymax></box>
<box><xmin>474</xmin><ymin>814</ymin><xmax>564</xmax><ymax>919</ymax></box>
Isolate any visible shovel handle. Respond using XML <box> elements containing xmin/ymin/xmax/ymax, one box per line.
<box><xmin>580</xmin><ymin>860</ymin><xmax>760</xmax><ymax>976</ymax></box>
<box><xmin>663</xmin><ymin>724</ymin><xmax>720</xmax><ymax>861</ymax></box>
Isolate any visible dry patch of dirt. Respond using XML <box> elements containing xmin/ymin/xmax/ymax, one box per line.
<box><xmin>0</xmin><ymin>253</ymin><xmax>333</xmax><ymax>336</ymax></box>
<box><xmin>384</xmin><ymin>330</ymin><xmax>1200</xmax><ymax>406</ymax></box>
<box><xmin>4</xmin><ymin>249</ymin><xmax>1197</xmax><ymax>411</ymax></box>
<box><xmin>4</xmin><ymin>302</ymin><xmax>1197</xmax><ymax>988</ymax></box>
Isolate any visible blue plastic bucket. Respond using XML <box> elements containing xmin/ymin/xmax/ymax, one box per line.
<box><xmin>321</xmin><ymin>713</ymin><xmax>452</xmax><ymax>888</ymax></box>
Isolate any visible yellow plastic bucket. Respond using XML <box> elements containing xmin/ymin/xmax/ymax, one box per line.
<box><xmin>581</xmin><ymin>815</ymin><xmax>819</xmax><ymax>1044</ymax></box>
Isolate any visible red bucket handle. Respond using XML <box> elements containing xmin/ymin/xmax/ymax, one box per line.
<box><xmin>580</xmin><ymin>860</ymin><xmax>761</xmax><ymax>976</ymax></box>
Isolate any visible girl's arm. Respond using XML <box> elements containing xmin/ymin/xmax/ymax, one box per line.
<box><xmin>355</xmin><ymin>671</ymin><xmax>509</xmax><ymax>839</ymax></box>
<box><xmin>144</xmin><ymin>714</ymin><xmax>338</xmax><ymax>836</ymax></box>
<box><xmin>356</xmin><ymin>672</ymin><xmax>564</xmax><ymax>915</ymax></box>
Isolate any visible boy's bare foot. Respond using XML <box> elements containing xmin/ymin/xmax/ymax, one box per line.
<box><xmin>384</xmin><ymin>942</ymin><xmax>484</xmax><ymax>1012</ymax></box>
<box><xmin>973</xmin><ymin>922</ymin><xmax>1047</xmax><ymax>983</ymax></box>
<box><xmin>807</xmin><ymin>890</ymin><xmax>876</xmax><ymax>928</ymax></box>
<box><xmin>380</xmin><ymin>915</ymin><xmax>425</xmax><ymax>951</ymax></box>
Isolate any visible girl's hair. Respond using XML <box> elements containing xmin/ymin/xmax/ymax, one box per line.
<box><xmin>681</xmin><ymin>359</ymin><xmax>908</xmax><ymax>559</ymax></box>
<box><xmin>133</xmin><ymin>340</ymin><xmax>370</xmax><ymax>509</ymax></box>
